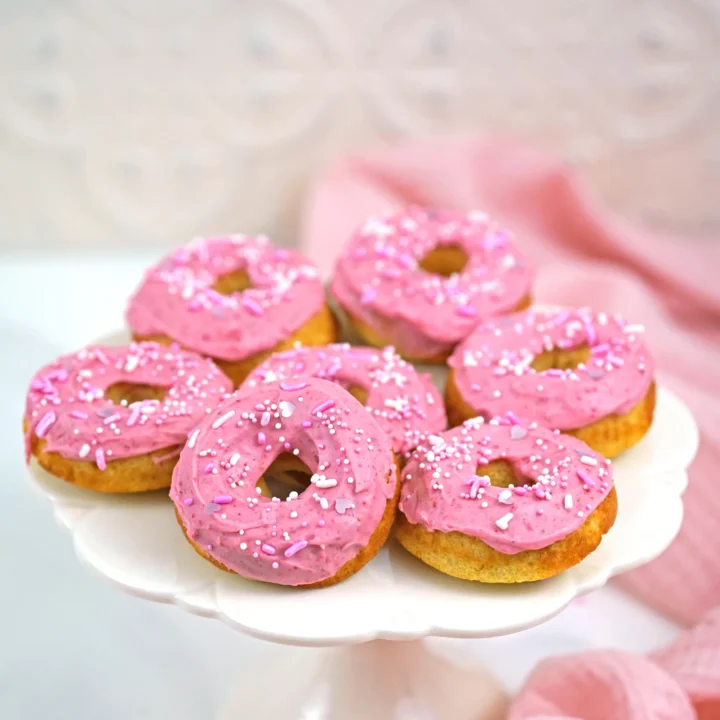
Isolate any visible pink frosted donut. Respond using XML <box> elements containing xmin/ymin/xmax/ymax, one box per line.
<box><xmin>25</xmin><ymin>342</ymin><xmax>232</xmax><ymax>493</ymax></box>
<box><xmin>170</xmin><ymin>377</ymin><xmax>398</xmax><ymax>587</ymax></box>
<box><xmin>331</xmin><ymin>207</ymin><xmax>534</xmax><ymax>361</ymax></box>
<box><xmin>396</xmin><ymin>417</ymin><xmax>617</xmax><ymax>582</ymax></box>
<box><xmin>127</xmin><ymin>235</ymin><xmax>337</xmax><ymax>385</ymax></box>
<box><xmin>446</xmin><ymin>307</ymin><xmax>656</xmax><ymax>457</ymax></box>
<box><xmin>244</xmin><ymin>344</ymin><xmax>446</xmax><ymax>456</ymax></box>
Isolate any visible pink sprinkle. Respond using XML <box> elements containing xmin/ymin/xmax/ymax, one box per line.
<box><xmin>301</xmin><ymin>420</ymin><xmax>312</xmax><ymax>428</ymax></box>
<box><xmin>280</xmin><ymin>381</ymin><xmax>308</xmax><ymax>392</ymax></box>
<box><xmin>360</xmin><ymin>287</ymin><xmax>377</xmax><ymax>305</ymax></box>
<box><xmin>35</xmin><ymin>411</ymin><xmax>56</xmax><ymax>438</ymax></box>
<box><xmin>48</xmin><ymin>369</ymin><xmax>69</xmax><ymax>382</ymax></box>
<box><xmin>312</xmin><ymin>400</ymin><xmax>335</xmax><ymax>415</ymax></box>
<box><xmin>30</xmin><ymin>379</ymin><xmax>46</xmax><ymax>391</ymax></box>
<box><xmin>257</xmin><ymin>431</ymin><xmax>266</xmax><ymax>445</ymax></box>
<box><xmin>213</xmin><ymin>495</ymin><xmax>232</xmax><ymax>504</ymax></box>
<box><xmin>261</xmin><ymin>544</ymin><xmax>276</xmax><ymax>555</ymax></box>
<box><xmin>545</xmin><ymin>369</ymin><xmax>565</xmax><ymax>377</ymax></box>
<box><xmin>70</xmin><ymin>410</ymin><xmax>89</xmax><ymax>420</ymax></box>
<box><xmin>184</xmin><ymin>498</ymin><xmax>194</xmax><ymax>506</ymax></box>
<box><xmin>591</xmin><ymin>343</ymin><xmax>610</xmax><ymax>356</ymax></box>
<box><xmin>506</xmin><ymin>411</ymin><xmax>520</xmax><ymax>425</ymax></box>
<box><xmin>95</xmin><ymin>448</ymin><xmax>107</xmax><ymax>471</ymax></box>
<box><xmin>381</xmin><ymin>268</ymin><xmax>400</xmax><ymax>280</ymax></box>
<box><xmin>243</xmin><ymin>296</ymin><xmax>264</xmax><ymax>317</ymax></box>
<box><xmin>492</xmin><ymin>367</ymin><xmax>507</xmax><ymax>376</ymax></box>
<box><xmin>584</xmin><ymin>320</ymin><xmax>598</xmax><ymax>346</ymax></box>
<box><xmin>535</xmin><ymin>486</ymin><xmax>546</xmax><ymax>499</ymax></box>
<box><xmin>204</xmin><ymin>462</ymin><xmax>214</xmax><ymax>474</ymax></box>
<box><xmin>284</xmin><ymin>539</ymin><xmax>308</xmax><ymax>558</ymax></box>
<box><xmin>187</xmin><ymin>298</ymin><xmax>202</xmax><ymax>312</ymax></box>
<box><xmin>577</xmin><ymin>469</ymin><xmax>595</xmax><ymax>487</ymax></box>
<box><xmin>103</xmin><ymin>413</ymin><xmax>121</xmax><ymax>425</ymax></box>
<box><xmin>608</xmin><ymin>355</ymin><xmax>624</xmax><ymax>367</ymax></box>
<box><xmin>455</xmin><ymin>305</ymin><xmax>477</xmax><ymax>318</ymax></box>
<box><xmin>94</xmin><ymin>348</ymin><xmax>110</xmax><ymax>365</ymax></box>
<box><xmin>127</xmin><ymin>405</ymin><xmax>142</xmax><ymax>427</ymax></box>
<box><xmin>553</xmin><ymin>310</ymin><xmax>570</xmax><ymax>326</ymax></box>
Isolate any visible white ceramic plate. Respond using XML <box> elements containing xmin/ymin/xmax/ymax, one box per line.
<box><xmin>28</xmin><ymin>333</ymin><xmax>697</xmax><ymax>647</ymax></box>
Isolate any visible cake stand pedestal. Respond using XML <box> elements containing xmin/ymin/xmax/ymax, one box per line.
<box><xmin>29</xmin><ymin>386</ymin><xmax>697</xmax><ymax>719</ymax></box>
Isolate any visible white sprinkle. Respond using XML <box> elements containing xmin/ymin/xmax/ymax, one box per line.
<box><xmin>623</xmin><ymin>324</ymin><xmax>645</xmax><ymax>334</ymax></box>
<box><xmin>188</xmin><ymin>429</ymin><xmax>199</xmax><ymax>448</ymax></box>
<box><xmin>496</xmin><ymin>513</ymin><xmax>514</xmax><ymax>531</ymax></box>
<box><xmin>212</xmin><ymin>410</ymin><xmax>235</xmax><ymax>429</ymax></box>
<box><xmin>426</xmin><ymin>451</ymin><xmax>435</xmax><ymax>462</ymax></box>
<box><xmin>498</xmin><ymin>489</ymin><xmax>514</xmax><ymax>505</ymax></box>
<box><xmin>290</xmin><ymin>511</ymin><xmax>298</xmax><ymax>518</ymax></box>
<box><xmin>564</xmin><ymin>494</ymin><xmax>574</xmax><ymax>510</ymax></box>
<box><xmin>79</xmin><ymin>443</ymin><xmax>90</xmax><ymax>458</ymax></box>
<box><xmin>124</xmin><ymin>355</ymin><xmax>140</xmax><ymax>372</ymax></box>
<box><xmin>319</xmin><ymin>498</ymin><xmax>329</xmax><ymax>510</ymax></box>
<box><xmin>229</xmin><ymin>453</ymin><xmax>241</xmax><ymax>466</ymax></box>
<box><xmin>260</xmin><ymin>411</ymin><xmax>271</xmax><ymax>427</ymax></box>
<box><xmin>314</xmin><ymin>475</ymin><xmax>338</xmax><ymax>489</ymax></box>
<box><xmin>580</xmin><ymin>455</ymin><xmax>598</xmax><ymax>466</ymax></box>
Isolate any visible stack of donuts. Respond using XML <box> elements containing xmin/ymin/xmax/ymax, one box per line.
<box><xmin>25</xmin><ymin>209</ymin><xmax>655</xmax><ymax>587</ymax></box>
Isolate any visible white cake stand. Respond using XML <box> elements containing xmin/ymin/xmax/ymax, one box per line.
<box><xmin>29</xmin><ymin>350</ymin><xmax>698</xmax><ymax>719</ymax></box>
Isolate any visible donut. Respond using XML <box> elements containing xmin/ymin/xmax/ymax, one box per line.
<box><xmin>170</xmin><ymin>377</ymin><xmax>399</xmax><ymax>587</ymax></box>
<box><xmin>446</xmin><ymin>307</ymin><xmax>656</xmax><ymax>458</ymax></box>
<box><xmin>244</xmin><ymin>344</ymin><xmax>447</xmax><ymax>457</ymax></box>
<box><xmin>396</xmin><ymin>417</ymin><xmax>617</xmax><ymax>583</ymax></box>
<box><xmin>24</xmin><ymin>342</ymin><xmax>232</xmax><ymax>493</ymax></box>
<box><xmin>127</xmin><ymin>235</ymin><xmax>338</xmax><ymax>386</ymax></box>
<box><xmin>330</xmin><ymin>207</ymin><xmax>533</xmax><ymax>363</ymax></box>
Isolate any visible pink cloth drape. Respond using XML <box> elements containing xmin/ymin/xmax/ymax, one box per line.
<box><xmin>301</xmin><ymin>137</ymin><xmax>720</xmax><ymax>716</ymax></box>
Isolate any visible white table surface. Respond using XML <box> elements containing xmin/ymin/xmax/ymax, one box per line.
<box><xmin>0</xmin><ymin>251</ymin><xmax>680</xmax><ymax>719</ymax></box>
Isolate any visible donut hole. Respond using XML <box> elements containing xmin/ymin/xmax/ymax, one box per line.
<box><xmin>337</xmin><ymin>383</ymin><xmax>368</xmax><ymax>406</ymax></box>
<box><xmin>419</xmin><ymin>244</ymin><xmax>468</xmax><ymax>277</ymax></box>
<box><xmin>531</xmin><ymin>345</ymin><xmax>591</xmax><ymax>372</ymax></box>
<box><xmin>480</xmin><ymin>460</ymin><xmax>536</xmax><ymax>489</ymax></box>
<box><xmin>212</xmin><ymin>268</ymin><xmax>252</xmax><ymax>295</ymax></box>
<box><xmin>257</xmin><ymin>453</ymin><xmax>313</xmax><ymax>501</ymax></box>
<box><xmin>105</xmin><ymin>382</ymin><xmax>167</xmax><ymax>406</ymax></box>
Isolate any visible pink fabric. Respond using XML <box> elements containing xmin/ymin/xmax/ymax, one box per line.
<box><xmin>301</xmin><ymin>137</ymin><xmax>720</xmax><ymax>627</ymax></box>
<box><xmin>509</xmin><ymin>607</ymin><xmax>720</xmax><ymax>719</ymax></box>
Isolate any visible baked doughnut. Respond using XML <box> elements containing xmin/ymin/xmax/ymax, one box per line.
<box><xmin>25</xmin><ymin>342</ymin><xmax>232</xmax><ymax>493</ymax></box>
<box><xmin>331</xmin><ymin>207</ymin><xmax>533</xmax><ymax>362</ymax></box>
<box><xmin>127</xmin><ymin>235</ymin><xmax>338</xmax><ymax>386</ymax></box>
<box><xmin>446</xmin><ymin>307</ymin><xmax>655</xmax><ymax>458</ymax></box>
<box><xmin>171</xmin><ymin>377</ymin><xmax>399</xmax><ymax>587</ymax></box>
<box><xmin>396</xmin><ymin>417</ymin><xmax>617</xmax><ymax>583</ymax></box>
<box><xmin>244</xmin><ymin>343</ymin><xmax>446</xmax><ymax>457</ymax></box>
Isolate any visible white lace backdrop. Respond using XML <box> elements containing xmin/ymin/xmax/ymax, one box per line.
<box><xmin>1</xmin><ymin>0</ymin><xmax>718</xmax><ymax>250</ymax></box>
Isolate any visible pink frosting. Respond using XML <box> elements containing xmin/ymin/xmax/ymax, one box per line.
<box><xmin>331</xmin><ymin>207</ymin><xmax>534</xmax><ymax>356</ymax></box>
<box><xmin>244</xmin><ymin>344</ymin><xmax>446</xmax><ymax>456</ymax></box>
<box><xmin>25</xmin><ymin>343</ymin><xmax>232</xmax><ymax>464</ymax></box>
<box><xmin>448</xmin><ymin>307</ymin><xmax>655</xmax><ymax>430</ymax></box>
<box><xmin>170</xmin><ymin>377</ymin><xmax>396</xmax><ymax>586</ymax></box>
<box><xmin>126</xmin><ymin>235</ymin><xmax>326</xmax><ymax>361</ymax></box>
<box><xmin>400</xmin><ymin>417</ymin><xmax>614</xmax><ymax>554</ymax></box>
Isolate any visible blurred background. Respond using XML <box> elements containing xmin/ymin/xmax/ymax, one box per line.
<box><xmin>1</xmin><ymin>0</ymin><xmax>719</xmax><ymax>252</ymax></box>
<box><xmin>1</xmin><ymin>2</ymin><xmax>718</xmax><ymax>719</ymax></box>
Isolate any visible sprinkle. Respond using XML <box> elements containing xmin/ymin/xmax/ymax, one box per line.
<box><xmin>319</xmin><ymin>498</ymin><xmax>329</xmax><ymax>510</ymax></box>
<box><xmin>280</xmin><ymin>381</ymin><xmax>308</xmax><ymax>392</ymax></box>
<box><xmin>213</xmin><ymin>495</ymin><xmax>232</xmax><ymax>505</ymax></box>
<box><xmin>257</xmin><ymin>431</ymin><xmax>266</xmax><ymax>445</ymax></box>
<box><xmin>496</xmin><ymin>513</ymin><xmax>514</xmax><ymax>530</ymax></box>
<box><xmin>30</xmin><ymin>379</ymin><xmax>47</xmax><ymax>391</ymax></box>
<box><xmin>79</xmin><ymin>443</ymin><xmax>90</xmax><ymax>458</ymax></box>
<box><xmin>212</xmin><ymin>410</ymin><xmax>235</xmax><ymax>429</ymax></box>
<box><xmin>204</xmin><ymin>502</ymin><xmax>221</xmax><ymax>514</ymax></box>
<box><xmin>623</xmin><ymin>324</ymin><xmax>645</xmax><ymax>334</ymax></box>
<box><xmin>188</xmin><ymin>429</ymin><xmax>200</xmax><ymax>448</ymax></box>
<box><xmin>455</xmin><ymin>305</ymin><xmax>477</xmax><ymax>318</ymax></box>
<box><xmin>545</xmin><ymin>369</ymin><xmax>565</xmax><ymax>377</ymax></box>
<box><xmin>564</xmin><ymin>494</ymin><xmax>574</xmax><ymax>510</ymax></box>
<box><xmin>279</xmin><ymin>401</ymin><xmax>296</xmax><ymax>418</ymax></box>
<box><xmin>70</xmin><ymin>410</ymin><xmax>89</xmax><ymax>420</ymax></box>
<box><xmin>204</xmin><ymin>462</ymin><xmax>214</xmax><ymax>474</ymax></box>
<box><xmin>95</xmin><ymin>448</ymin><xmax>106</xmax><ymax>470</ymax></box>
<box><xmin>312</xmin><ymin>400</ymin><xmax>335</xmax><ymax>415</ymax></box>
<box><xmin>361</xmin><ymin>287</ymin><xmax>377</xmax><ymax>305</ymax></box>
<box><xmin>242</xmin><ymin>296</ymin><xmax>264</xmax><ymax>316</ymax></box>
<box><xmin>284</xmin><ymin>539</ymin><xmax>308</xmax><ymax>558</ymax></box>
<box><xmin>103</xmin><ymin>413</ymin><xmax>121</xmax><ymax>425</ymax></box>
<box><xmin>588</xmin><ymin>367</ymin><xmax>604</xmax><ymax>380</ymax></box>
<box><xmin>576</xmin><ymin>469</ymin><xmax>595</xmax><ymax>487</ymax></box>
<box><xmin>260</xmin><ymin>411</ymin><xmax>271</xmax><ymax>426</ymax></box>
<box><xmin>230</xmin><ymin>452</ymin><xmax>241</xmax><ymax>466</ymax></box>
<box><xmin>35</xmin><ymin>411</ymin><xmax>56</xmax><ymax>438</ymax></box>
<box><xmin>301</xmin><ymin>420</ymin><xmax>312</xmax><ymax>429</ymax></box>
<box><xmin>184</xmin><ymin>498</ymin><xmax>194</xmax><ymax>506</ymax></box>
<box><xmin>580</xmin><ymin>455</ymin><xmax>598</xmax><ymax>466</ymax></box>
<box><xmin>553</xmin><ymin>310</ymin><xmax>570</xmax><ymax>326</ymax></box>
<box><xmin>584</xmin><ymin>320</ymin><xmax>598</xmax><ymax>346</ymax></box>
<box><xmin>498</xmin><ymin>489</ymin><xmax>514</xmax><ymax>505</ymax></box>
<box><xmin>591</xmin><ymin>343</ymin><xmax>610</xmax><ymax>356</ymax></box>
<box><xmin>126</xmin><ymin>404</ymin><xmax>143</xmax><ymax>427</ymax></box>
<box><xmin>335</xmin><ymin>498</ymin><xmax>353</xmax><ymax>514</ymax></box>
<box><xmin>506</xmin><ymin>411</ymin><xmax>521</xmax><ymax>425</ymax></box>
<box><xmin>312</xmin><ymin>474</ymin><xmax>338</xmax><ymax>489</ymax></box>
<box><xmin>510</xmin><ymin>425</ymin><xmax>527</xmax><ymax>440</ymax></box>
